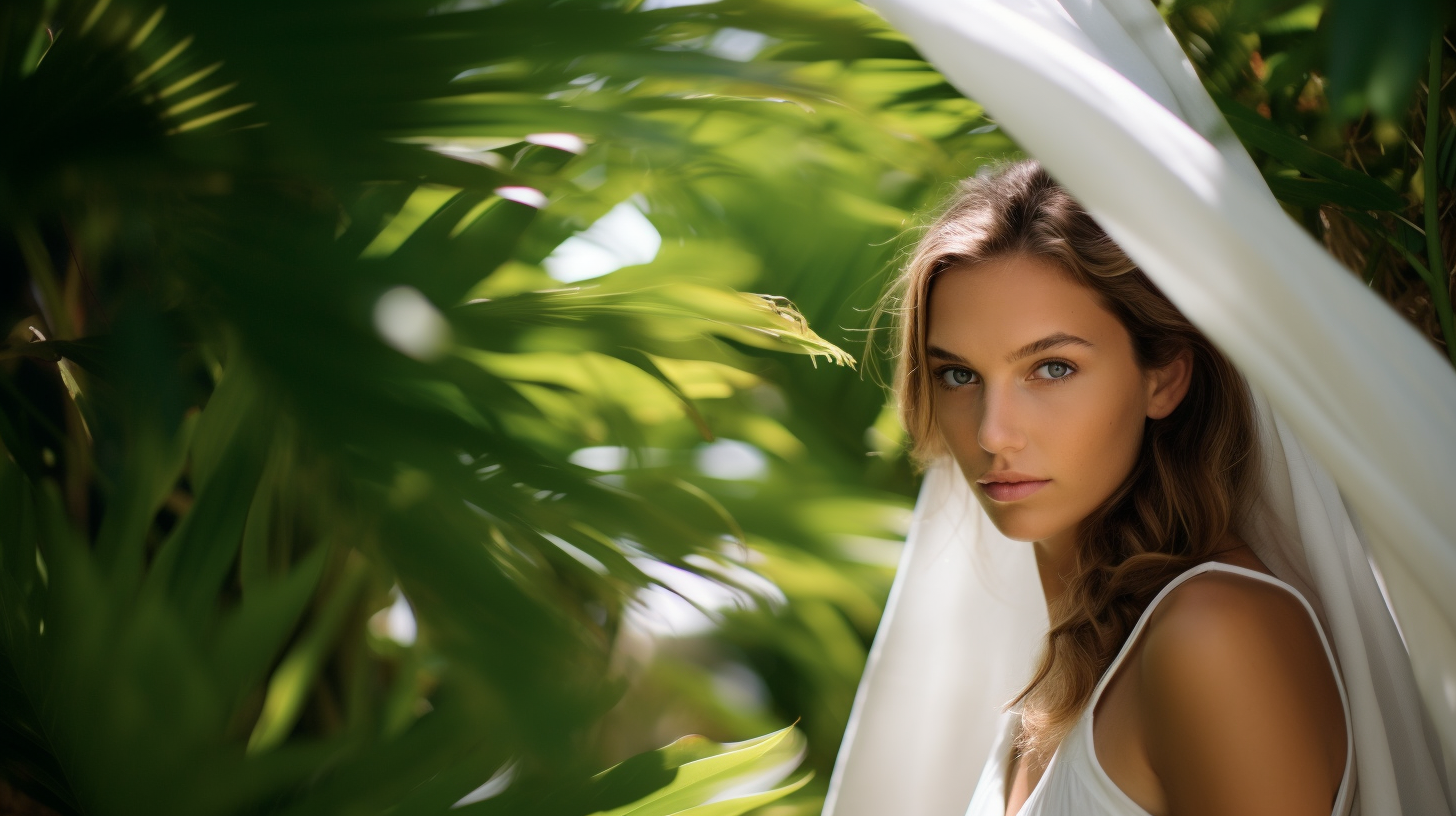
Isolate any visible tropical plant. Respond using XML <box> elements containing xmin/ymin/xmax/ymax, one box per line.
<box><xmin>0</xmin><ymin>0</ymin><xmax>1002</xmax><ymax>813</ymax></box>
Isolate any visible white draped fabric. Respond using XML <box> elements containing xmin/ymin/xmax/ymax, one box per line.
<box><xmin>824</xmin><ymin>1</ymin><xmax>1456</xmax><ymax>814</ymax></box>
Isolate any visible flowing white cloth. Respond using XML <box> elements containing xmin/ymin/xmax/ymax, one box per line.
<box><xmin>824</xmin><ymin>1</ymin><xmax>1456</xmax><ymax>814</ymax></box>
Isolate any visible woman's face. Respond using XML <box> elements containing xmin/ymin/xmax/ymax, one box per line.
<box><xmin>926</xmin><ymin>254</ymin><xmax>1186</xmax><ymax>547</ymax></box>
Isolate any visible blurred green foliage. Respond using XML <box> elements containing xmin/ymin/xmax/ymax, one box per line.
<box><xmin>0</xmin><ymin>0</ymin><xmax>1000</xmax><ymax>813</ymax></box>
<box><xmin>0</xmin><ymin>0</ymin><xmax>1449</xmax><ymax>814</ymax></box>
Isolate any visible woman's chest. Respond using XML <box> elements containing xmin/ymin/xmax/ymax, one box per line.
<box><xmin>1087</xmin><ymin>645</ymin><xmax>1165</xmax><ymax>815</ymax></box>
<box><xmin>1003</xmin><ymin>751</ymin><xmax>1046</xmax><ymax>816</ymax></box>
<box><xmin>1002</xmin><ymin>650</ymin><xmax>1165</xmax><ymax>816</ymax></box>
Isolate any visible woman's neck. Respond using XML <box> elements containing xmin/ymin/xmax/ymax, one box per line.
<box><xmin>1032</xmin><ymin>529</ymin><xmax>1079</xmax><ymax>611</ymax></box>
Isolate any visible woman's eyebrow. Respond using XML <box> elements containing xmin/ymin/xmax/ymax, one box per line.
<box><xmin>1007</xmin><ymin>332</ymin><xmax>1093</xmax><ymax>363</ymax></box>
<box><xmin>926</xmin><ymin>345</ymin><xmax>966</xmax><ymax>363</ymax></box>
<box><xmin>926</xmin><ymin>334</ymin><xmax>1093</xmax><ymax>365</ymax></box>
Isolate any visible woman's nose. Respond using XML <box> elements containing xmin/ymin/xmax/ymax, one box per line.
<box><xmin>977</xmin><ymin>384</ymin><xmax>1026</xmax><ymax>454</ymax></box>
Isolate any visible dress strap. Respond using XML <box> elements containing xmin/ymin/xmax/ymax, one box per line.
<box><xmin>1084</xmin><ymin>561</ymin><xmax>1355</xmax><ymax>816</ymax></box>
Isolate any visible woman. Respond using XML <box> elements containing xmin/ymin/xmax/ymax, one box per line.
<box><xmin>824</xmin><ymin>2</ymin><xmax>1454</xmax><ymax>815</ymax></box>
<box><xmin>896</xmin><ymin>160</ymin><xmax>1349</xmax><ymax>815</ymax></box>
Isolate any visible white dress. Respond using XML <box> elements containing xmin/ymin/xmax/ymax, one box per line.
<box><xmin>964</xmin><ymin>562</ymin><xmax>1355</xmax><ymax>816</ymax></box>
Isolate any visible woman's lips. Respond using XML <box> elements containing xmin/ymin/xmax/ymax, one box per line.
<box><xmin>978</xmin><ymin>479</ymin><xmax>1050</xmax><ymax>502</ymax></box>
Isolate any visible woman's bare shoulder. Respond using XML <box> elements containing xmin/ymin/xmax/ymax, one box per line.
<box><xmin>1143</xmin><ymin>569</ymin><xmax>1318</xmax><ymax>658</ymax></box>
<box><xmin>1132</xmin><ymin>570</ymin><xmax>1347</xmax><ymax>814</ymax></box>
<box><xmin>1136</xmin><ymin>570</ymin><xmax>1333</xmax><ymax>721</ymax></box>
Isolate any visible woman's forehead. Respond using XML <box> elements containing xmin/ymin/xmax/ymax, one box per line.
<box><xmin>926</xmin><ymin>255</ymin><xmax>1125</xmax><ymax>361</ymax></box>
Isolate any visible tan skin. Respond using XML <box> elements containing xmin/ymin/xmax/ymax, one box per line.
<box><xmin>926</xmin><ymin>255</ymin><xmax>1347</xmax><ymax>816</ymax></box>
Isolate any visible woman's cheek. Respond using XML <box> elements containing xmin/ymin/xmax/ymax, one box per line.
<box><xmin>1066</xmin><ymin>383</ymin><xmax>1144</xmax><ymax>506</ymax></box>
<box><xmin>933</xmin><ymin>394</ymin><xmax>981</xmax><ymax>459</ymax></box>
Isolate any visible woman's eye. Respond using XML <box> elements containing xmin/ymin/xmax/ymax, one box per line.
<box><xmin>1035</xmin><ymin>361</ymin><xmax>1073</xmax><ymax>380</ymax></box>
<box><xmin>940</xmin><ymin>367</ymin><xmax>976</xmax><ymax>388</ymax></box>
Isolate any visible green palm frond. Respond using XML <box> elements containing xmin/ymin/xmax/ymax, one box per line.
<box><xmin>0</xmin><ymin>0</ymin><xmax>990</xmax><ymax>813</ymax></box>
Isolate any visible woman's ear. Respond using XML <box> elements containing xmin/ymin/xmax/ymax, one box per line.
<box><xmin>1146</xmin><ymin>351</ymin><xmax>1193</xmax><ymax>420</ymax></box>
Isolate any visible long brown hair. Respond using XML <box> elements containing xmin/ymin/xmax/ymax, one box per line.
<box><xmin>890</xmin><ymin>160</ymin><xmax>1258</xmax><ymax>760</ymax></box>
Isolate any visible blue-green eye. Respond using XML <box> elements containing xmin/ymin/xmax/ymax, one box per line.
<box><xmin>939</xmin><ymin>367</ymin><xmax>976</xmax><ymax>388</ymax></box>
<box><xmin>1035</xmin><ymin>361</ymin><xmax>1073</xmax><ymax>380</ymax></box>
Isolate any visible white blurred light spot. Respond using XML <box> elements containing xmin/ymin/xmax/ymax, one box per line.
<box><xmin>686</xmin><ymin>553</ymin><xmax>786</xmax><ymax>608</ymax></box>
<box><xmin>625</xmin><ymin>559</ymin><xmax>754</xmax><ymax>637</ymax></box>
<box><xmin>526</xmin><ymin>132</ymin><xmax>587</xmax><ymax>154</ymax></box>
<box><xmin>494</xmin><ymin>186</ymin><xmax>548</xmax><ymax>208</ymax></box>
<box><xmin>425</xmin><ymin>143</ymin><xmax>507</xmax><ymax>169</ymax></box>
<box><xmin>453</xmin><ymin>761</ymin><xmax>518</xmax><ymax>807</ymax></box>
<box><xmin>629</xmin><ymin>585</ymin><xmax>715</xmax><ymax>637</ymax></box>
<box><xmin>374</xmin><ymin>286</ymin><xmax>451</xmax><ymax>361</ymax></box>
<box><xmin>640</xmin><ymin>0</ymin><xmax>717</xmax><ymax>8</ymax></box>
<box><xmin>369</xmin><ymin>587</ymin><xmax>418</xmax><ymax>646</ymax></box>
<box><xmin>569</xmin><ymin>446</ymin><xmax>670</xmax><ymax>471</ymax></box>
<box><xmin>543</xmin><ymin>198</ymin><xmax>661</xmax><ymax>283</ymax></box>
<box><xmin>705</xmin><ymin>28</ymin><xmax>773</xmax><ymax>62</ymax></box>
<box><xmin>593</xmin><ymin>473</ymin><xmax>627</xmax><ymax>490</ymax></box>
<box><xmin>695</xmin><ymin>439</ymin><xmax>768</xmax><ymax>481</ymax></box>
<box><xmin>570</xmin><ymin>446</ymin><xmax>629</xmax><ymax>472</ymax></box>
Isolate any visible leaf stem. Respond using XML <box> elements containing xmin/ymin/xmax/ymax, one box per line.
<box><xmin>13</xmin><ymin>223</ymin><xmax>72</xmax><ymax>341</ymax></box>
<box><xmin>1351</xmin><ymin>209</ymin><xmax>1456</xmax><ymax>365</ymax></box>
<box><xmin>1424</xmin><ymin>31</ymin><xmax>1456</xmax><ymax>367</ymax></box>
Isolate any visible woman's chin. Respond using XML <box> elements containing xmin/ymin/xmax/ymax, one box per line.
<box><xmin>984</xmin><ymin>515</ymin><xmax>1042</xmax><ymax>542</ymax></box>
<box><xmin>979</xmin><ymin>505</ymin><xmax>1059</xmax><ymax>543</ymax></box>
